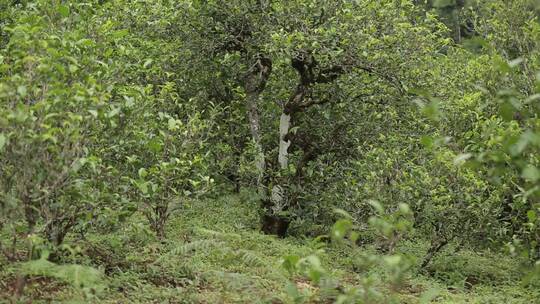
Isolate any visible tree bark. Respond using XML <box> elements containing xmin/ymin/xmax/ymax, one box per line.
<box><xmin>246</xmin><ymin>92</ymin><xmax>266</xmax><ymax>193</ymax></box>
<box><xmin>264</xmin><ymin>112</ymin><xmax>292</xmax><ymax>235</ymax></box>
<box><xmin>243</xmin><ymin>56</ymin><xmax>272</xmax><ymax>195</ymax></box>
<box><xmin>262</xmin><ymin>111</ymin><xmax>294</xmax><ymax>237</ymax></box>
<box><xmin>278</xmin><ymin>113</ymin><xmax>291</xmax><ymax>170</ymax></box>
<box><xmin>420</xmin><ymin>238</ymin><xmax>449</xmax><ymax>269</ymax></box>
<box><xmin>261</xmin><ymin>50</ymin><xmax>355</xmax><ymax>236</ymax></box>
<box><xmin>261</xmin><ymin>52</ymin><xmax>315</xmax><ymax>237</ymax></box>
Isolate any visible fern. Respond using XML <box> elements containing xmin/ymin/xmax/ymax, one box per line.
<box><xmin>18</xmin><ymin>258</ymin><xmax>105</xmax><ymax>295</ymax></box>
<box><xmin>196</xmin><ymin>227</ymin><xmax>242</xmax><ymax>240</ymax></box>
<box><xmin>164</xmin><ymin>239</ymin><xmax>224</xmax><ymax>257</ymax></box>
<box><xmin>234</xmin><ymin>249</ymin><xmax>265</xmax><ymax>267</ymax></box>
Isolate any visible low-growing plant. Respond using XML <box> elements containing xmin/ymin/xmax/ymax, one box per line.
<box><xmin>282</xmin><ymin>205</ymin><xmax>416</xmax><ymax>304</ymax></box>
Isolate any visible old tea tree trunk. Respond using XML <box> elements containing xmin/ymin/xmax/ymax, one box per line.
<box><xmin>260</xmin><ymin>110</ymin><xmax>292</xmax><ymax>236</ymax></box>
<box><xmin>261</xmin><ymin>51</ymin><xmax>348</xmax><ymax>236</ymax></box>
<box><xmin>243</xmin><ymin>56</ymin><xmax>272</xmax><ymax>195</ymax></box>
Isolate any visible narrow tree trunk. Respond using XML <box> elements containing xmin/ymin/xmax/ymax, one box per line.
<box><xmin>262</xmin><ymin>112</ymin><xmax>292</xmax><ymax>237</ymax></box>
<box><xmin>243</xmin><ymin>56</ymin><xmax>271</xmax><ymax>195</ymax></box>
<box><xmin>420</xmin><ymin>238</ymin><xmax>449</xmax><ymax>269</ymax></box>
<box><xmin>271</xmin><ymin>112</ymin><xmax>292</xmax><ymax>214</ymax></box>
<box><xmin>246</xmin><ymin>92</ymin><xmax>266</xmax><ymax>194</ymax></box>
<box><xmin>13</xmin><ymin>275</ymin><xmax>27</xmax><ymax>299</ymax></box>
<box><xmin>278</xmin><ymin>113</ymin><xmax>291</xmax><ymax>169</ymax></box>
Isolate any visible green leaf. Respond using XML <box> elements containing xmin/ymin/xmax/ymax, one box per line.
<box><xmin>281</xmin><ymin>255</ymin><xmax>301</xmax><ymax>274</ymax></box>
<box><xmin>333</xmin><ymin>208</ymin><xmax>353</xmax><ymax>219</ymax></box>
<box><xmin>88</xmin><ymin>110</ymin><xmax>98</xmax><ymax>118</ymax></box>
<box><xmin>143</xmin><ymin>59</ymin><xmax>153</xmax><ymax>68</ymax></box>
<box><xmin>499</xmin><ymin>101</ymin><xmax>515</xmax><ymax>121</ymax></box>
<box><xmin>398</xmin><ymin>203</ymin><xmax>411</xmax><ymax>214</ymax></box>
<box><xmin>383</xmin><ymin>255</ymin><xmax>402</xmax><ymax>267</ymax></box>
<box><xmin>109</xmin><ymin>107</ymin><xmax>121</xmax><ymax>118</ymax></box>
<box><xmin>112</xmin><ymin>29</ymin><xmax>129</xmax><ymax>39</ymax></box>
<box><xmin>137</xmin><ymin>181</ymin><xmax>148</xmax><ymax>194</ymax></box>
<box><xmin>511</xmin><ymin>132</ymin><xmax>531</xmax><ymax>156</ymax></box>
<box><xmin>368</xmin><ymin>200</ymin><xmax>384</xmax><ymax>214</ymax></box>
<box><xmin>346</xmin><ymin>230</ymin><xmax>358</xmax><ymax>243</ymax></box>
<box><xmin>285</xmin><ymin>282</ymin><xmax>303</xmax><ymax>302</ymax></box>
<box><xmin>527</xmin><ymin>210</ymin><xmax>537</xmax><ymax>223</ymax></box>
<box><xmin>168</xmin><ymin>118</ymin><xmax>176</xmax><ymax>130</ymax></box>
<box><xmin>453</xmin><ymin>153</ymin><xmax>472</xmax><ymax>166</ymax></box>
<box><xmin>420</xmin><ymin>136</ymin><xmax>434</xmax><ymax>149</ymax></box>
<box><xmin>522</xmin><ymin>166</ymin><xmax>540</xmax><ymax>182</ymax></box>
<box><xmin>331</xmin><ymin>219</ymin><xmax>352</xmax><ymax>240</ymax></box>
<box><xmin>418</xmin><ymin>98</ymin><xmax>441</xmax><ymax>121</ymax></box>
<box><xmin>69</xmin><ymin>64</ymin><xmax>78</xmax><ymax>73</ymax></box>
<box><xmin>77</xmin><ymin>39</ymin><xmax>95</xmax><ymax>47</ymax></box>
<box><xmin>289</xmin><ymin>126</ymin><xmax>300</xmax><ymax>134</ymax></box>
<box><xmin>147</xmin><ymin>138</ymin><xmax>163</xmax><ymax>153</ymax></box>
<box><xmin>494</xmin><ymin>57</ymin><xmax>511</xmax><ymax>74</ymax></box>
<box><xmin>304</xmin><ymin>255</ymin><xmax>323</xmax><ymax>282</ymax></box>
<box><xmin>17</xmin><ymin>85</ymin><xmax>27</xmax><ymax>97</ymax></box>
<box><xmin>58</xmin><ymin>5</ymin><xmax>70</xmax><ymax>17</ymax></box>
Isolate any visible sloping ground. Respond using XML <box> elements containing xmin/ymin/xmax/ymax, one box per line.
<box><xmin>1</xmin><ymin>193</ymin><xmax>538</xmax><ymax>303</ymax></box>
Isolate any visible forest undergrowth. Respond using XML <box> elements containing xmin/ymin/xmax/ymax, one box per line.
<box><xmin>1</xmin><ymin>193</ymin><xmax>537</xmax><ymax>303</ymax></box>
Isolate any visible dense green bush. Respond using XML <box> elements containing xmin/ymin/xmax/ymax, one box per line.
<box><xmin>0</xmin><ymin>2</ymin><xmax>115</xmax><ymax>245</ymax></box>
<box><xmin>1</xmin><ymin>0</ymin><xmax>540</xmax><ymax>302</ymax></box>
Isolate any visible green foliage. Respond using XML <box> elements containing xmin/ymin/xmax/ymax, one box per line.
<box><xmin>282</xmin><ymin>207</ymin><xmax>416</xmax><ymax>304</ymax></box>
<box><xmin>2</xmin><ymin>194</ymin><xmax>537</xmax><ymax>302</ymax></box>
<box><xmin>426</xmin><ymin>249</ymin><xmax>523</xmax><ymax>287</ymax></box>
<box><xmin>0</xmin><ymin>0</ymin><xmax>118</xmax><ymax>246</ymax></box>
<box><xmin>19</xmin><ymin>258</ymin><xmax>105</xmax><ymax>297</ymax></box>
<box><xmin>123</xmin><ymin>87</ymin><xmax>212</xmax><ymax>238</ymax></box>
<box><xmin>466</xmin><ymin>67</ymin><xmax>540</xmax><ymax>266</ymax></box>
<box><xmin>1</xmin><ymin>0</ymin><xmax>540</xmax><ymax>302</ymax></box>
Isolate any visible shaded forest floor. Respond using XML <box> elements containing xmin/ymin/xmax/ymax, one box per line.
<box><xmin>1</xmin><ymin>193</ymin><xmax>538</xmax><ymax>303</ymax></box>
